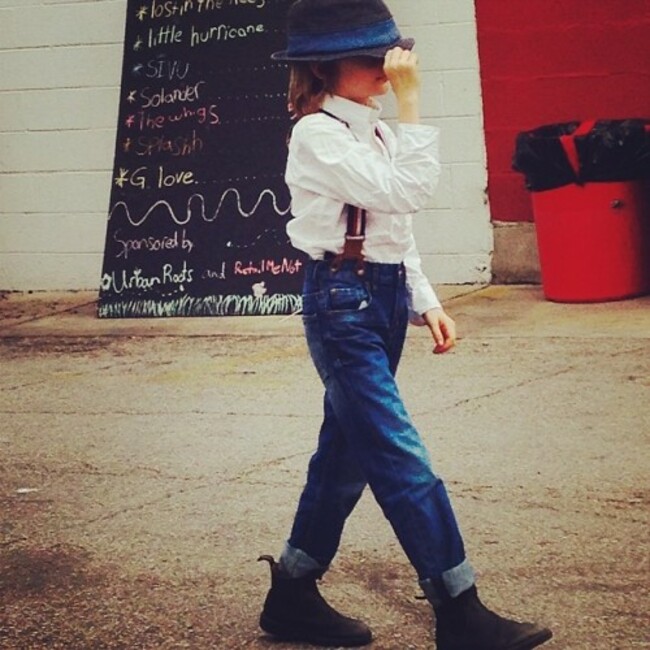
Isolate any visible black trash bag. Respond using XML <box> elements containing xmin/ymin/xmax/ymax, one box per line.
<box><xmin>512</xmin><ymin>121</ymin><xmax>580</xmax><ymax>191</ymax></box>
<box><xmin>513</xmin><ymin>119</ymin><xmax>650</xmax><ymax>192</ymax></box>
<box><xmin>578</xmin><ymin>119</ymin><xmax>650</xmax><ymax>183</ymax></box>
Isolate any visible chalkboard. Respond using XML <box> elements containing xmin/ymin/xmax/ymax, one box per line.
<box><xmin>98</xmin><ymin>0</ymin><xmax>305</xmax><ymax>318</ymax></box>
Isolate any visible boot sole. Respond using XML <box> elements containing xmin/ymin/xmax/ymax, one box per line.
<box><xmin>439</xmin><ymin>628</ymin><xmax>553</xmax><ymax>650</ymax></box>
<box><xmin>507</xmin><ymin>627</ymin><xmax>553</xmax><ymax>650</ymax></box>
<box><xmin>260</xmin><ymin>612</ymin><xmax>372</xmax><ymax>647</ymax></box>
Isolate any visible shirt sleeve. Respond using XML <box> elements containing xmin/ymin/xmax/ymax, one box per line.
<box><xmin>287</xmin><ymin>116</ymin><xmax>441</xmax><ymax>214</ymax></box>
<box><xmin>403</xmin><ymin>233</ymin><xmax>442</xmax><ymax>325</ymax></box>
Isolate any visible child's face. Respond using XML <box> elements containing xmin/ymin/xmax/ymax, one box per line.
<box><xmin>333</xmin><ymin>56</ymin><xmax>390</xmax><ymax>104</ymax></box>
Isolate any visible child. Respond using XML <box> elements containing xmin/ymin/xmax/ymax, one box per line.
<box><xmin>259</xmin><ymin>1</ymin><xmax>553</xmax><ymax>648</ymax></box>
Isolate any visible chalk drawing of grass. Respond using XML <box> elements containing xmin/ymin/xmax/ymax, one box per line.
<box><xmin>97</xmin><ymin>293</ymin><xmax>302</xmax><ymax>318</ymax></box>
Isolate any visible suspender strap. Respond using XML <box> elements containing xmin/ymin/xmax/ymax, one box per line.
<box><xmin>319</xmin><ymin>109</ymin><xmax>369</xmax><ymax>275</ymax></box>
<box><xmin>330</xmin><ymin>204</ymin><xmax>366</xmax><ymax>275</ymax></box>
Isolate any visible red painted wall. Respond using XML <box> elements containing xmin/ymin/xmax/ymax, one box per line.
<box><xmin>475</xmin><ymin>0</ymin><xmax>650</xmax><ymax>222</ymax></box>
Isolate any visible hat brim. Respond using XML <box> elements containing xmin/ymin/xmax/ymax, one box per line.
<box><xmin>271</xmin><ymin>37</ymin><xmax>414</xmax><ymax>62</ymax></box>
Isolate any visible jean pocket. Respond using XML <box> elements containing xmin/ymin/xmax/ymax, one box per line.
<box><xmin>327</xmin><ymin>286</ymin><xmax>372</xmax><ymax>313</ymax></box>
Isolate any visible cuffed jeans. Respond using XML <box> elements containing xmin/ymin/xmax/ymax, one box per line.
<box><xmin>281</xmin><ymin>259</ymin><xmax>475</xmax><ymax>606</ymax></box>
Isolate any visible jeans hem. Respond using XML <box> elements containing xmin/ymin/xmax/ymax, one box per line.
<box><xmin>419</xmin><ymin>559</ymin><xmax>476</xmax><ymax>607</ymax></box>
<box><xmin>279</xmin><ymin>542</ymin><xmax>327</xmax><ymax>578</ymax></box>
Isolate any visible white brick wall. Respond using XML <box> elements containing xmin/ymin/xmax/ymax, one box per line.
<box><xmin>0</xmin><ymin>0</ymin><xmax>125</xmax><ymax>290</ymax></box>
<box><xmin>0</xmin><ymin>0</ymin><xmax>491</xmax><ymax>290</ymax></box>
<box><xmin>392</xmin><ymin>1</ymin><xmax>492</xmax><ymax>284</ymax></box>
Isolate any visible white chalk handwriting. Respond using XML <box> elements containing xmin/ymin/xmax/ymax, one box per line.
<box><xmin>147</xmin><ymin>24</ymin><xmax>183</xmax><ymax>47</ymax></box>
<box><xmin>143</xmin><ymin>0</ymin><xmax>267</xmax><ymax>22</ymax></box>
<box><xmin>140</xmin><ymin>81</ymin><xmax>205</xmax><ymax>109</ymax></box>
<box><xmin>202</xmin><ymin>263</ymin><xmax>227</xmax><ymax>280</ymax></box>
<box><xmin>114</xmin><ymin>166</ymin><xmax>199</xmax><ymax>190</ymax></box>
<box><xmin>100</xmin><ymin>261</ymin><xmax>195</xmax><ymax>294</ymax></box>
<box><xmin>113</xmin><ymin>227</ymin><xmax>194</xmax><ymax>259</ymax></box>
<box><xmin>143</xmin><ymin>59</ymin><xmax>191</xmax><ymax>81</ymax></box>
<box><xmin>190</xmin><ymin>22</ymin><xmax>264</xmax><ymax>47</ymax></box>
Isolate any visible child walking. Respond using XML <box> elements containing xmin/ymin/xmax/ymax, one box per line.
<box><xmin>259</xmin><ymin>1</ymin><xmax>553</xmax><ymax>648</ymax></box>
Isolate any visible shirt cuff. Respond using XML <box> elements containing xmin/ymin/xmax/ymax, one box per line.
<box><xmin>408</xmin><ymin>282</ymin><xmax>442</xmax><ymax>326</ymax></box>
<box><xmin>397</xmin><ymin>123</ymin><xmax>440</xmax><ymax>138</ymax></box>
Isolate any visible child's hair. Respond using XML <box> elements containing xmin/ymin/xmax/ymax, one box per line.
<box><xmin>288</xmin><ymin>61</ymin><xmax>340</xmax><ymax>119</ymax></box>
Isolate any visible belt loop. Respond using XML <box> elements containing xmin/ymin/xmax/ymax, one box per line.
<box><xmin>309</xmin><ymin>258</ymin><xmax>324</xmax><ymax>282</ymax></box>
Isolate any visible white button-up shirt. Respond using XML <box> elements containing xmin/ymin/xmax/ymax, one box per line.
<box><xmin>285</xmin><ymin>94</ymin><xmax>442</xmax><ymax>319</ymax></box>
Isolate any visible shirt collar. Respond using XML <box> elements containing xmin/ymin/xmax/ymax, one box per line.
<box><xmin>322</xmin><ymin>95</ymin><xmax>382</xmax><ymax>132</ymax></box>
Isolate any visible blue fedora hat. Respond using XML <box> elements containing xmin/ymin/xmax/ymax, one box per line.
<box><xmin>271</xmin><ymin>0</ymin><xmax>414</xmax><ymax>62</ymax></box>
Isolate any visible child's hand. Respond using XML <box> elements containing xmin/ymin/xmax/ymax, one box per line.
<box><xmin>384</xmin><ymin>47</ymin><xmax>420</xmax><ymax>98</ymax></box>
<box><xmin>423</xmin><ymin>308</ymin><xmax>457</xmax><ymax>354</ymax></box>
<box><xmin>384</xmin><ymin>47</ymin><xmax>420</xmax><ymax>123</ymax></box>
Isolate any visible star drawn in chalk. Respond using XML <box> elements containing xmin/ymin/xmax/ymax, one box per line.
<box><xmin>132</xmin><ymin>64</ymin><xmax>144</xmax><ymax>76</ymax></box>
<box><xmin>133</xmin><ymin>37</ymin><xmax>144</xmax><ymax>51</ymax></box>
<box><xmin>114</xmin><ymin>168</ymin><xmax>129</xmax><ymax>188</ymax></box>
<box><xmin>126</xmin><ymin>90</ymin><xmax>137</xmax><ymax>104</ymax></box>
<box><xmin>125</xmin><ymin>115</ymin><xmax>136</xmax><ymax>128</ymax></box>
<box><xmin>136</xmin><ymin>6</ymin><xmax>148</xmax><ymax>21</ymax></box>
<box><xmin>123</xmin><ymin>138</ymin><xmax>133</xmax><ymax>153</ymax></box>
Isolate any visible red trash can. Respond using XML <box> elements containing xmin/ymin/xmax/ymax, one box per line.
<box><xmin>514</xmin><ymin>119</ymin><xmax>650</xmax><ymax>302</ymax></box>
<box><xmin>532</xmin><ymin>180</ymin><xmax>650</xmax><ymax>302</ymax></box>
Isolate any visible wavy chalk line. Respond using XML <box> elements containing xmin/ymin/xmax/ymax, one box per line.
<box><xmin>109</xmin><ymin>188</ymin><xmax>291</xmax><ymax>227</ymax></box>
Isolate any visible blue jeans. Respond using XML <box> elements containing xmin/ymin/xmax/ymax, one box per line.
<box><xmin>282</xmin><ymin>259</ymin><xmax>475</xmax><ymax>605</ymax></box>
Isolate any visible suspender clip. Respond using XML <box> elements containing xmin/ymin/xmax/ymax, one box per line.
<box><xmin>330</xmin><ymin>204</ymin><xmax>366</xmax><ymax>276</ymax></box>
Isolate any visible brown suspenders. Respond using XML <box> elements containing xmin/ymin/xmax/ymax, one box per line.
<box><xmin>330</xmin><ymin>204</ymin><xmax>367</xmax><ymax>275</ymax></box>
<box><xmin>319</xmin><ymin>109</ymin><xmax>385</xmax><ymax>276</ymax></box>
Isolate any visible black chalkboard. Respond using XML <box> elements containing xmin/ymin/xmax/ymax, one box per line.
<box><xmin>98</xmin><ymin>0</ymin><xmax>305</xmax><ymax>318</ymax></box>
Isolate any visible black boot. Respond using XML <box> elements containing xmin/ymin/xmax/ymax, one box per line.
<box><xmin>435</xmin><ymin>586</ymin><xmax>552</xmax><ymax>650</ymax></box>
<box><xmin>258</xmin><ymin>555</ymin><xmax>372</xmax><ymax>647</ymax></box>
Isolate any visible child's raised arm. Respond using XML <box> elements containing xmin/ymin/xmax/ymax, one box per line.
<box><xmin>384</xmin><ymin>46</ymin><xmax>421</xmax><ymax>124</ymax></box>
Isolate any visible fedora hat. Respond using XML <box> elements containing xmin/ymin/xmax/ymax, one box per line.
<box><xmin>271</xmin><ymin>0</ymin><xmax>414</xmax><ymax>62</ymax></box>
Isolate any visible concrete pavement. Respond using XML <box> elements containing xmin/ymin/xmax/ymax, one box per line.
<box><xmin>1</xmin><ymin>286</ymin><xmax>649</xmax><ymax>649</ymax></box>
